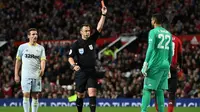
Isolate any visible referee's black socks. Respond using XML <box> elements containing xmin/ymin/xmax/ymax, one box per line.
<box><xmin>76</xmin><ymin>97</ymin><xmax>83</xmax><ymax>112</ymax></box>
<box><xmin>89</xmin><ymin>96</ymin><xmax>96</xmax><ymax>112</ymax></box>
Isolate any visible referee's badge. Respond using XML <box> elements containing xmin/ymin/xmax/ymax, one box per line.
<box><xmin>78</xmin><ymin>48</ymin><xmax>84</xmax><ymax>54</ymax></box>
<box><xmin>69</xmin><ymin>49</ymin><xmax>72</xmax><ymax>55</ymax></box>
<box><xmin>89</xmin><ymin>44</ymin><xmax>93</xmax><ymax>50</ymax></box>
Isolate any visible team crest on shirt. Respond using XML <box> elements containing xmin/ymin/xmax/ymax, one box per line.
<box><xmin>89</xmin><ymin>44</ymin><xmax>93</xmax><ymax>50</ymax></box>
<box><xmin>36</xmin><ymin>49</ymin><xmax>40</xmax><ymax>52</ymax></box>
<box><xmin>78</xmin><ymin>48</ymin><xmax>84</xmax><ymax>54</ymax></box>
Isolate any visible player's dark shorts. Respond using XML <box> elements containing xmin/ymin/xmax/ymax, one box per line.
<box><xmin>75</xmin><ymin>69</ymin><xmax>97</xmax><ymax>93</ymax></box>
<box><xmin>168</xmin><ymin>67</ymin><xmax>177</xmax><ymax>93</ymax></box>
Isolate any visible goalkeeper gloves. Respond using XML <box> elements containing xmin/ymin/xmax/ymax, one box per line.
<box><xmin>141</xmin><ymin>62</ymin><xmax>148</xmax><ymax>76</ymax></box>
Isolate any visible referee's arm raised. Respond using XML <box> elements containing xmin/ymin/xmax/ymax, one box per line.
<box><xmin>97</xmin><ymin>6</ymin><xmax>107</xmax><ymax>32</ymax></box>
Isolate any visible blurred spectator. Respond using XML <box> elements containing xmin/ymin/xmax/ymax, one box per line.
<box><xmin>2</xmin><ymin>83</ymin><xmax>12</xmax><ymax>98</ymax></box>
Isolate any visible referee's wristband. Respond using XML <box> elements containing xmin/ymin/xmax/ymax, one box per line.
<box><xmin>102</xmin><ymin>14</ymin><xmax>106</xmax><ymax>16</ymax></box>
<box><xmin>71</xmin><ymin>63</ymin><xmax>77</xmax><ymax>69</ymax></box>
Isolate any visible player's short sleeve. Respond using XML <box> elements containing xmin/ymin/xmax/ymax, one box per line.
<box><xmin>40</xmin><ymin>46</ymin><xmax>46</xmax><ymax>60</ymax></box>
<box><xmin>148</xmin><ymin>30</ymin><xmax>156</xmax><ymax>50</ymax></box>
<box><xmin>68</xmin><ymin>42</ymin><xmax>77</xmax><ymax>58</ymax></box>
<box><xmin>16</xmin><ymin>45</ymin><xmax>23</xmax><ymax>60</ymax></box>
<box><xmin>144</xmin><ymin>30</ymin><xmax>155</xmax><ymax>63</ymax></box>
<box><xmin>89</xmin><ymin>30</ymin><xmax>101</xmax><ymax>42</ymax></box>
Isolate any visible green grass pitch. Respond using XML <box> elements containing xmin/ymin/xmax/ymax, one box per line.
<box><xmin>0</xmin><ymin>107</ymin><xmax>200</xmax><ymax>112</ymax></box>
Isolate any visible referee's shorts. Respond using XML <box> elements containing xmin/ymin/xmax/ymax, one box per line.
<box><xmin>75</xmin><ymin>69</ymin><xmax>97</xmax><ymax>93</ymax></box>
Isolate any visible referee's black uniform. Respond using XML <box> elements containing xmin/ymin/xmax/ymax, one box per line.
<box><xmin>68</xmin><ymin>30</ymin><xmax>100</xmax><ymax>93</ymax></box>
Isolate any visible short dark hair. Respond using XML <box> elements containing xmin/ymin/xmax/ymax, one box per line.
<box><xmin>80</xmin><ymin>24</ymin><xmax>91</xmax><ymax>31</ymax></box>
<box><xmin>152</xmin><ymin>13</ymin><xmax>163</xmax><ymax>24</ymax></box>
<box><xmin>27</xmin><ymin>28</ymin><xmax>37</xmax><ymax>35</ymax></box>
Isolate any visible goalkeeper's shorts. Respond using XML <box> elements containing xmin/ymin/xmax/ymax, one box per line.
<box><xmin>143</xmin><ymin>69</ymin><xmax>169</xmax><ymax>90</ymax></box>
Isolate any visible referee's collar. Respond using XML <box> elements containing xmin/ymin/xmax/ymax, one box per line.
<box><xmin>80</xmin><ymin>37</ymin><xmax>88</xmax><ymax>42</ymax></box>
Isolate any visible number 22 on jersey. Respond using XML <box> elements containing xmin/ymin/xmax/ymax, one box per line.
<box><xmin>157</xmin><ymin>34</ymin><xmax>171</xmax><ymax>50</ymax></box>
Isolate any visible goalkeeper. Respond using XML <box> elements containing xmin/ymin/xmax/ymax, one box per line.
<box><xmin>141</xmin><ymin>13</ymin><xmax>173</xmax><ymax>112</ymax></box>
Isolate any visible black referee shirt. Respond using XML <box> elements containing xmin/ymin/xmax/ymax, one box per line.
<box><xmin>68</xmin><ymin>30</ymin><xmax>100</xmax><ymax>69</ymax></box>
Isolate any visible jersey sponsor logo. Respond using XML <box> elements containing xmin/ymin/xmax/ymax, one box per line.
<box><xmin>89</xmin><ymin>44</ymin><xmax>93</xmax><ymax>50</ymax></box>
<box><xmin>69</xmin><ymin>49</ymin><xmax>72</xmax><ymax>55</ymax></box>
<box><xmin>78</xmin><ymin>48</ymin><xmax>84</xmax><ymax>54</ymax></box>
<box><xmin>25</xmin><ymin>54</ymin><xmax>40</xmax><ymax>59</ymax></box>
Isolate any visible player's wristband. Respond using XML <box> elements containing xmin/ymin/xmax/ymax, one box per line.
<box><xmin>102</xmin><ymin>14</ymin><xmax>106</xmax><ymax>16</ymax></box>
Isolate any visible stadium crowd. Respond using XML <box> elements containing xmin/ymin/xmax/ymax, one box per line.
<box><xmin>0</xmin><ymin>0</ymin><xmax>200</xmax><ymax>41</ymax></box>
<box><xmin>0</xmin><ymin>0</ymin><xmax>200</xmax><ymax>99</ymax></box>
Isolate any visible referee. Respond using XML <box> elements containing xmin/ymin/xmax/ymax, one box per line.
<box><xmin>68</xmin><ymin>6</ymin><xmax>107</xmax><ymax>112</ymax></box>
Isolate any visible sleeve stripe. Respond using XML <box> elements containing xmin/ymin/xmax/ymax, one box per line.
<box><xmin>16</xmin><ymin>56</ymin><xmax>21</xmax><ymax>60</ymax></box>
<box><xmin>41</xmin><ymin>57</ymin><xmax>46</xmax><ymax>60</ymax></box>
